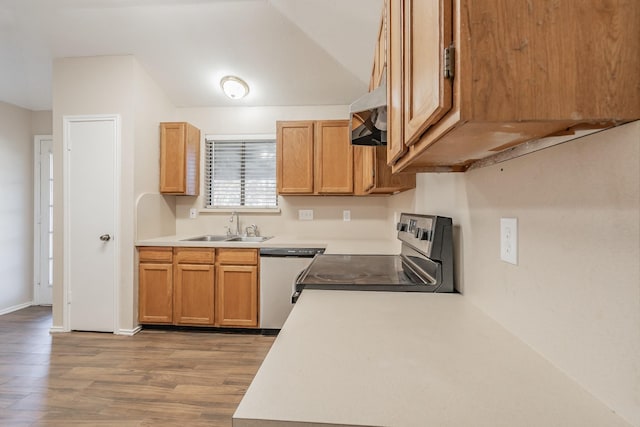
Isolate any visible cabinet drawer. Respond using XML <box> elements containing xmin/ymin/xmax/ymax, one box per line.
<box><xmin>174</xmin><ymin>248</ymin><xmax>215</xmax><ymax>264</ymax></box>
<box><xmin>138</xmin><ymin>247</ymin><xmax>173</xmax><ymax>263</ymax></box>
<box><xmin>217</xmin><ymin>248</ymin><xmax>258</xmax><ymax>265</ymax></box>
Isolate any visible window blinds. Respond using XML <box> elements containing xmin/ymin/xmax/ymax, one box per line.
<box><xmin>205</xmin><ymin>139</ymin><xmax>277</xmax><ymax>208</ymax></box>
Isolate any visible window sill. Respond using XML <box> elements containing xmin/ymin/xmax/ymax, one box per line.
<box><xmin>199</xmin><ymin>208</ymin><xmax>281</xmax><ymax>214</ymax></box>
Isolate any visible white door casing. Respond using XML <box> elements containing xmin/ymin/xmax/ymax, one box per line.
<box><xmin>63</xmin><ymin>115</ymin><xmax>120</xmax><ymax>333</ymax></box>
<box><xmin>34</xmin><ymin>135</ymin><xmax>54</xmax><ymax>305</ymax></box>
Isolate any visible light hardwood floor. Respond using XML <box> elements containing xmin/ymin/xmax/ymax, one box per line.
<box><xmin>0</xmin><ymin>306</ymin><xmax>275</xmax><ymax>426</ymax></box>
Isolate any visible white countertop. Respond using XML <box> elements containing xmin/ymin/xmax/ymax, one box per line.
<box><xmin>233</xmin><ymin>290</ymin><xmax>630</xmax><ymax>427</ymax></box>
<box><xmin>135</xmin><ymin>235</ymin><xmax>399</xmax><ymax>255</ymax></box>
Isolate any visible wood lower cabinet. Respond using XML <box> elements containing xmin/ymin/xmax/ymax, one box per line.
<box><xmin>216</xmin><ymin>265</ymin><xmax>259</xmax><ymax>327</ymax></box>
<box><xmin>173</xmin><ymin>248</ymin><xmax>215</xmax><ymax>326</ymax></box>
<box><xmin>138</xmin><ymin>246</ymin><xmax>259</xmax><ymax>329</ymax></box>
<box><xmin>174</xmin><ymin>263</ymin><xmax>215</xmax><ymax>325</ymax></box>
<box><xmin>216</xmin><ymin>249</ymin><xmax>259</xmax><ymax>328</ymax></box>
<box><xmin>138</xmin><ymin>247</ymin><xmax>173</xmax><ymax>324</ymax></box>
<box><xmin>159</xmin><ymin>122</ymin><xmax>200</xmax><ymax>195</ymax></box>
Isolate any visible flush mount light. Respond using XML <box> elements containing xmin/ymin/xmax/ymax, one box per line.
<box><xmin>220</xmin><ymin>75</ymin><xmax>250</xmax><ymax>99</ymax></box>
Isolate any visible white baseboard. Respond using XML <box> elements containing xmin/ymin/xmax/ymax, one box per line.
<box><xmin>117</xmin><ymin>326</ymin><xmax>142</xmax><ymax>336</ymax></box>
<box><xmin>49</xmin><ymin>326</ymin><xmax>67</xmax><ymax>334</ymax></box>
<box><xmin>0</xmin><ymin>301</ymin><xmax>34</xmax><ymax>316</ymax></box>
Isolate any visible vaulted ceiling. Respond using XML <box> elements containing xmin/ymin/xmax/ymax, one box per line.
<box><xmin>0</xmin><ymin>0</ymin><xmax>383</xmax><ymax>111</ymax></box>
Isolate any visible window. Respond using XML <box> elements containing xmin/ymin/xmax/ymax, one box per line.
<box><xmin>205</xmin><ymin>137</ymin><xmax>277</xmax><ymax>208</ymax></box>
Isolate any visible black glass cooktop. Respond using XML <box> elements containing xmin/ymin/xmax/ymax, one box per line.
<box><xmin>295</xmin><ymin>254</ymin><xmax>432</xmax><ymax>290</ymax></box>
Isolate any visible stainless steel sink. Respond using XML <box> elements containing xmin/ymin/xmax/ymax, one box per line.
<box><xmin>226</xmin><ymin>236</ymin><xmax>273</xmax><ymax>242</ymax></box>
<box><xmin>181</xmin><ymin>235</ymin><xmax>231</xmax><ymax>242</ymax></box>
<box><xmin>181</xmin><ymin>235</ymin><xmax>272</xmax><ymax>243</ymax></box>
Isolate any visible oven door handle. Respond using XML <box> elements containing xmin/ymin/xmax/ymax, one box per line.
<box><xmin>294</xmin><ymin>268</ymin><xmax>307</xmax><ymax>283</ymax></box>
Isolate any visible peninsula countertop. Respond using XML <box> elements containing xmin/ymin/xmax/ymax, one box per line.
<box><xmin>232</xmin><ymin>290</ymin><xmax>629</xmax><ymax>427</ymax></box>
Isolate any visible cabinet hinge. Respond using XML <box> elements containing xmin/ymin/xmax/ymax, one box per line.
<box><xmin>443</xmin><ymin>45</ymin><xmax>455</xmax><ymax>79</ymax></box>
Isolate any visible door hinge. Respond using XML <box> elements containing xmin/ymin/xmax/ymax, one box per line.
<box><xmin>443</xmin><ymin>45</ymin><xmax>455</xmax><ymax>79</ymax></box>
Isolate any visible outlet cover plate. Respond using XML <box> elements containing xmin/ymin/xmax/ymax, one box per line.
<box><xmin>343</xmin><ymin>210</ymin><xmax>351</xmax><ymax>221</ymax></box>
<box><xmin>500</xmin><ymin>217</ymin><xmax>518</xmax><ymax>265</ymax></box>
<box><xmin>299</xmin><ymin>209</ymin><xmax>314</xmax><ymax>221</ymax></box>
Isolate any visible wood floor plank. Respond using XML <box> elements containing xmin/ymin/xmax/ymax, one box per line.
<box><xmin>0</xmin><ymin>306</ymin><xmax>275</xmax><ymax>426</ymax></box>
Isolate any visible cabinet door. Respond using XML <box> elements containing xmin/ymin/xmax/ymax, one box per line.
<box><xmin>369</xmin><ymin>146</ymin><xmax>416</xmax><ymax>194</ymax></box>
<box><xmin>353</xmin><ymin>146</ymin><xmax>375</xmax><ymax>195</ymax></box>
<box><xmin>160</xmin><ymin>122</ymin><xmax>200</xmax><ymax>195</ymax></box>
<box><xmin>314</xmin><ymin>120</ymin><xmax>353</xmax><ymax>194</ymax></box>
<box><xmin>403</xmin><ymin>0</ymin><xmax>453</xmax><ymax>146</ymax></box>
<box><xmin>387</xmin><ymin>0</ymin><xmax>406</xmax><ymax>164</ymax></box>
<box><xmin>370</xmin><ymin>11</ymin><xmax>386</xmax><ymax>91</ymax></box>
<box><xmin>216</xmin><ymin>265</ymin><xmax>258</xmax><ymax>327</ymax></box>
<box><xmin>277</xmin><ymin>121</ymin><xmax>315</xmax><ymax>194</ymax></box>
<box><xmin>174</xmin><ymin>263</ymin><xmax>215</xmax><ymax>325</ymax></box>
<box><xmin>138</xmin><ymin>263</ymin><xmax>173</xmax><ymax>324</ymax></box>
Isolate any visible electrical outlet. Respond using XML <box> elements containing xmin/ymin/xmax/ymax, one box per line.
<box><xmin>189</xmin><ymin>208</ymin><xmax>198</xmax><ymax>219</ymax></box>
<box><xmin>343</xmin><ymin>210</ymin><xmax>351</xmax><ymax>221</ymax></box>
<box><xmin>500</xmin><ymin>217</ymin><xmax>518</xmax><ymax>265</ymax></box>
<box><xmin>298</xmin><ymin>209</ymin><xmax>314</xmax><ymax>221</ymax></box>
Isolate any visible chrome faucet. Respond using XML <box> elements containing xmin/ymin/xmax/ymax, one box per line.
<box><xmin>228</xmin><ymin>211</ymin><xmax>240</xmax><ymax>236</ymax></box>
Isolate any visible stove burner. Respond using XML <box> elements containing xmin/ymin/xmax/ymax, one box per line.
<box><xmin>313</xmin><ymin>272</ymin><xmax>370</xmax><ymax>282</ymax></box>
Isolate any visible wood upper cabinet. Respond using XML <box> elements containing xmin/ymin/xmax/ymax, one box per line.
<box><xmin>314</xmin><ymin>120</ymin><xmax>353</xmax><ymax>194</ymax></box>
<box><xmin>173</xmin><ymin>248</ymin><xmax>215</xmax><ymax>326</ymax></box>
<box><xmin>386</xmin><ymin>0</ymin><xmax>640</xmax><ymax>172</ymax></box>
<box><xmin>216</xmin><ymin>249</ymin><xmax>259</xmax><ymax>328</ymax></box>
<box><xmin>355</xmin><ymin>146</ymin><xmax>416</xmax><ymax>195</ymax></box>
<box><xmin>160</xmin><ymin>122</ymin><xmax>200</xmax><ymax>195</ymax></box>
<box><xmin>138</xmin><ymin>247</ymin><xmax>173</xmax><ymax>324</ymax></box>
<box><xmin>277</xmin><ymin>120</ymin><xmax>353</xmax><ymax>195</ymax></box>
<box><xmin>277</xmin><ymin>121</ymin><xmax>314</xmax><ymax>194</ymax></box>
<box><xmin>370</xmin><ymin>8</ymin><xmax>387</xmax><ymax>91</ymax></box>
<box><xmin>402</xmin><ymin>0</ymin><xmax>453</xmax><ymax>147</ymax></box>
<box><xmin>386</xmin><ymin>0</ymin><xmax>405</xmax><ymax>164</ymax></box>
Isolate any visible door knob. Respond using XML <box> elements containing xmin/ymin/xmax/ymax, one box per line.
<box><xmin>99</xmin><ymin>234</ymin><xmax>111</xmax><ymax>242</ymax></box>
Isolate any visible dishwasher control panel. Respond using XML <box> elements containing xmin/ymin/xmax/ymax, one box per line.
<box><xmin>259</xmin><ymin>248</ymin><xmax>325</xmax><ymax>257</ymax></box>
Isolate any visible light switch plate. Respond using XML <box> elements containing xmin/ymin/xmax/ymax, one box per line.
<box><xmin>299</xmin><ymin>209</ymin><xmax>314</xmax><ymax>221</ymax></box>
<box><xmin>343</xmin><ymin>210</ymin><xmax>351</xmax><ymax>221</ymax></box>
<box><xmin>500</xmin><ymin>217</ymin><xmax>518</xmax><ymax>265</ymax></box>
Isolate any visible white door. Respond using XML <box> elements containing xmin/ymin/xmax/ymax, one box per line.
<box><xmin>34</xmin><ymin>136</ymin><xmax>54</xmax><ymax>305</ymax></box>
<box><xmin>64</xmin><ymin>116</ymin><xmax>119</xmax><ymax>332</ymax></box>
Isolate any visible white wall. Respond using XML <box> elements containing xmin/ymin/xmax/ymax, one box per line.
<box><xmin>391</xmin><ymin>121</ymin><xmax>640</xmax><ymax>426</ymax></box>
<box><xmin>52</xmin><ymin>55</ymin><xmax>176</xmax><ymax>332</ymax></box>
<box><xmin>174</xmin><ymin>106</ymin><xmax>396</xmax><ymax>242</ymax></box>
<box><xmin>0</xmin><ymin>102</ymin><xmax>36</xmax><ymax>313</ymax></box>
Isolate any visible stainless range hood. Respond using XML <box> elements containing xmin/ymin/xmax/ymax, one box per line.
<box><xmin>349</xmin><ymin>71</ymin><xmax>387</xmax><ymax>146</ymax></box>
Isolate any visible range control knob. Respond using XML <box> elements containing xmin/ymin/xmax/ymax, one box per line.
<box><xmin>396</xmin><ymin>222</ymin><xmax>407</xmax><ymax>232</ymax></box>
<box><xmin>414</xmin><ymin>228</ymin><xmax>430</xmax><ymax>240</ymax></box>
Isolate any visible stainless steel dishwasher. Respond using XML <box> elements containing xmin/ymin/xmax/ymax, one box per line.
<box><xmin>259</xmin><ymin>247</ymin><xmax>325</xmax><ymax>330</ymax></box>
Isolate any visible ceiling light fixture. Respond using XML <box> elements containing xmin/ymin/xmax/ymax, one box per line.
<box><xmin>220</xmin><ymin>75</ymin><xmax>250</xmax><ymax>99</ymax></box>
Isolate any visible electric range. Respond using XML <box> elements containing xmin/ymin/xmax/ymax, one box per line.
<box><xmin>292</xmin><ymin>213</ymin><xmax>455</xmax><ymax>302</ymax></box>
